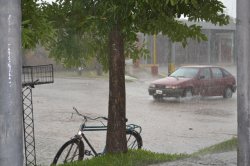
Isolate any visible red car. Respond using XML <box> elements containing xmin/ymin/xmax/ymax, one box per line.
<box><xmin>148</xmin><ymin>65</ymin><xmax>236</xmax><ymax>100</ymax></box>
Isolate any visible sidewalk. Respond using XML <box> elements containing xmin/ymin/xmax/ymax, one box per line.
<box><xmin>150</xmin><ymin>151</ymin><xmax>237</xmax><ymax>166</ymax></box>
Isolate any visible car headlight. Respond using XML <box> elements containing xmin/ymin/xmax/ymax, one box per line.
<box><xmin>149</xmin><ymin>84</ymin><xmax>156</xmax><ymax>88</ymax></box>
<box><xmin>166</xmin><ymin>85</ymin><xmax>179</xmax><ymax>89</ymax></box>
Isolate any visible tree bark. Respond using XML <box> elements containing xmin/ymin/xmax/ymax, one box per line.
<box><xmin>236</xmin><ymin>0</ymin><xmax>250</xmax><ymax>165</ymax></box>
<box><xmin>0</xmin><ymin>0</ymin><xmax>23</xmax><ymax>165</ymax></box>
<box><xmin>106</xmin><ymin>25</ymin><xmax>127</xmax><ymax>153</ymax></box>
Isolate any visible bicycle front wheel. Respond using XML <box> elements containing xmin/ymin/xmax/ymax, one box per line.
<box><xmin>51</xmin><ymin>137</ymin><xmax>84</xmax><ymax>165</ymax></box>
<box><xmin>126</xmin><ymin>130</ymin><xmax>143</xmax><ymax>149</ymax></box>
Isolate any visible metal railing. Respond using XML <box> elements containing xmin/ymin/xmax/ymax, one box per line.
<box><xmin>22</xmin><ymin>64</ymin><xmax>54</xmax><ymax>166</ymax></box>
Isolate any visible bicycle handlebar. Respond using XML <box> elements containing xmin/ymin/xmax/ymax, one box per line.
<box><xmin>72</xmin><ymin>107</ymin><xmax>128</xmax><ymax>123</ymax></box>
<box><xmin>73</xmin><ymin>107</ymin><xmax>142</xmax><ymax>134</ymax></box>
<box><xmin>73</xmin><ymin>107</ymin><xmax>108</xmax><ymax>121</ymax></box>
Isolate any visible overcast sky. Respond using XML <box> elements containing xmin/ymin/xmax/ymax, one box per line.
<box><xmin>221</xmin><ymin>0</ymin><xmax>236</xmax><ymax>18</ymax></box>
<box><xmin>44</xmin><ymin>0</ymin><xmax>236</xmax><ymax>18</ymax></box>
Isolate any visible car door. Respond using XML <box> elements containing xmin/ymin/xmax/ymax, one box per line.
<box><xmin>194</xmin><ymin>67</ymin><xmax>212</xmax><ymax>96</ymax></box>
<box><xmin>210</xmin><ymin>67</ymin><xmax>224</xmax><ymax>96</ymax></box>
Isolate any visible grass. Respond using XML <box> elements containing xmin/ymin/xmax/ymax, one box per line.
<box><xmin>59</xmin><ymin>150</ymin><xmax>188</xmax><ymax>166</ymax></box>
<box><xmin>192</xmin><ymin>137</ymin><xmax>237</xmax><ymax>156</ymax></box>
<box><xmin>56</xmin><ymin>137</ymin><xmax>237</xmax><ymax>166</ymax></box>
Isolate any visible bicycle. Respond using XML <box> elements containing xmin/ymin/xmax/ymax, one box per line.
<box><xmin>51</xmin><ymin>107</ymin><xmax>143</xmax><ymax>165</ymax></box>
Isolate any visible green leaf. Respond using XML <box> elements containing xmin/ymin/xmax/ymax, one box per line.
<box><xmin>191</xmin><ymin>0</ymin><xmax>198</xmax><ymax>7</ymax></box>
<box><xmin>170</xmin><ymin>0</ymin><xmax>177</xmax><ymax>6</ymax></box>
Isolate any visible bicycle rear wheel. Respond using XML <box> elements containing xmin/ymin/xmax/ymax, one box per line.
<box><xmin>51</xmin><ymin>137</ymin><xmax>84</xmax><ymax>165</ymax></box>
<box><xmin>126</xmin><ymin>130</ymin><xmax>143</xmax><ymax>149</ymax></box>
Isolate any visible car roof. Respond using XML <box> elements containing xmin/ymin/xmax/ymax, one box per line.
<box><xmin>180</xmin><ymin>65</ymin><xmax>222</xmax><ymax>68</ymax></box>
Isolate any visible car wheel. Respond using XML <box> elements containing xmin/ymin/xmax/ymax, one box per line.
<box><xmin>223</xmin><ymin>87</ymin><xmax>233</xmax><ymax>98</ymax></box>
<box><xmin>153</xmin><ymin>95</ymin><xmax>163</xmax><ymax>101</ymax></box>
<box><xmin>184</xmin><ymin>89</ymin><xmax>193</xmax><ymax>99</ymax></box>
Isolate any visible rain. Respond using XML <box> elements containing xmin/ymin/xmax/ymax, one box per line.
<box><xmin>32</xmin><ymin>4</ymin><xmax>235</xmax><ymax>166</ymax></box>
<box><xmin>26</xmin><ymin>25</ymin><xmax>237</xmax><ymax>165</ymax></box>
<box><xmin>0</xmin><ymin>0</ymin><xmax>243</xmax><ymax>166</ymax></box>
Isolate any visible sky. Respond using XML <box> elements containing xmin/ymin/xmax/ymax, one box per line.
<box><xmin>44</xmin><ymin>0</ymin><xmax>236</xmax><ymax>18</ymax></box>
<box><xmin>221</xmin><ymin>0</ymin><xmax>236</xmax><ymax>18</ymax></box>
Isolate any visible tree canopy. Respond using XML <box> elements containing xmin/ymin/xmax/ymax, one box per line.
<box><xmin>22</xmin><ymin>0</ymin><xmax>54</xmax><ymax>49</ymax></box>
<box><xmin>38</xmin><ymin>0</ymin><xmax>229</xmax><ymax>69</ymax></box>
<box><xmin>22</xmin><ymin>0</ymin><xmax>229</xmax><ymax>54</ymax></box>
<box><xmin>79</xmin><ymin>0</ymin><xmax>229</xmax><ymax>43</ymax></box>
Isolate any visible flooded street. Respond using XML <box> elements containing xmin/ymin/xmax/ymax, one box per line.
<box><xmin>32</xmin><ymin>69</ymin><xmax>237</xmax><ymax>165</ymax></box>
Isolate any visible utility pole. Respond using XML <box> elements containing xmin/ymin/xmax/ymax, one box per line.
<box><xmin>0</xmin><ymin>0</ymin><xmax>23</xmax><ymax>166</ymax></box>
<box><xmin>153</xmin><ymin>34</ymin><xmax>157</xmax><ymax>65</ymax></box>
<box><xmin>168</xmin><ymin>41</ymin><xmax>175</xmax><ymax>75</ymax></box>
<box><xmin>151</xmin><ymin>34</ymin><xmax>158</xmax><ymax>75</ymax></box>
<box><xmin>236</xmin><ymin>0</ymin><xmax>250</xmax><ymax>165</ymax></box>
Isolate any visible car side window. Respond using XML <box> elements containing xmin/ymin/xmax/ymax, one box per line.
<box><xmin>222</xmin><ymin>69</ymin><xmax>231</xmax><ymax>77</ymax></box>
<box><xmin>211</xmin><ymin>68</ymin><xmax>223</xmax><ymax>79</ymax></box>
<box><xmin>199</xmin><ymin>68</ymin><xmax>211</xmax><ymax>79</ymax></box>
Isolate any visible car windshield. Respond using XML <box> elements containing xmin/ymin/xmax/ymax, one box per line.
<box><xmin>170</xmin><ymin>67</ymin><xmax>198</xmax><ymax>78</ymax></box>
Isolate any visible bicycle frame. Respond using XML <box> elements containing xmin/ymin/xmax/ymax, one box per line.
<box><xmin>52</xmin><ymin>108</ymin><xmax>143</xmax><ymax>165</ymax></box>
<box><xmin>77</xmin><ymin>123</ymin><xmax>142</xmax><ymax>157</ymax></box>
<box><xmin>78</xmin><ymin>125</ymin><xmax>107</xmax><ymax>157</ymax></box>
<box><xmin>81</xmin><ymin>123</ymin><xmax>142</xmax><ymax>133</ymax></box>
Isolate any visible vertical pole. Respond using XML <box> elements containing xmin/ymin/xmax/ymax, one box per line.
<box><xmin>151</xmin><ymin>34</ymin><xmax>158</xmax><ymax>75</ymax></box>
<box><xmin>236</xmin><ymin>0</ymin><xmax>250</xmax><ymax>165</ymax></box>
<box><xmin>231</xmin><ymin>32</ymin><xmax>235</xmax><ymax>64</ymax></box>
<box><xmin>0</xmin><ymin>0</ymin><xmax>23</xmax><ymax>166</ymax></box>
<box><xmin>144</xmin><ymin>35</ymin><xmax>148</xmax><ymax>64</ymax></box>
<box><xmin>218</xmin><ymin>36</ymin><xmax>222</xmax><ymax>63</ymax></box>
<box><xmin>153</xmin><ymin>34</ymin><xmax>157</xmax><ymax>64</ymax></box>
<box><xmin>207</xmin><ymin>30</ymin><xmax>211</xmax><ymax>64</ymax></box>
<box><xmin>168</xmin><ymin>41</ymin><xmax>175</xmax><ymax>75</ymax></box>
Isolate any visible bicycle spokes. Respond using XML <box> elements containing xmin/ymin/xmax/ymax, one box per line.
<box><xmin>62</xmin><ymin>143</ymin><xmax>80</xmax><ymax>163</ymax></box>
<box><xmin>127</xmin><ymin>134</ymin><xmax>138</xmax><ymax>149</ymax></box>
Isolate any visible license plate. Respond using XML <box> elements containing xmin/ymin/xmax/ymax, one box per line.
<box><xmin>156</xmin><ymin>90</ymin><xmax>162</xmax><ymax>94</ymax></box>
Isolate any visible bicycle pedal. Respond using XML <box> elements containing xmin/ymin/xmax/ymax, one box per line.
<box><xmin>84</xmin><ymin>150</ymin><xmax>92</xmax><ymax>156</ymax></box>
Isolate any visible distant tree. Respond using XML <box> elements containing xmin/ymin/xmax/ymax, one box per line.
<box><xmin>44</xmin><ymin>0</ymin><xmax>229</xmax><ymax>153</ymax></box>
<box><xmin>22</xmin><ymin>0</ymin><xmax>54</xmax><ymax>49</ymax></box>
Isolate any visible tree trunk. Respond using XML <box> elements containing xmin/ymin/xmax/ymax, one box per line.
<box><xmin>106</xmin><ymin>25</ymin><xmax>127</xmax><ymax>153</ymax></box>
<box><xmin>0</xmin><ymin>0</ymin><xmax>23</xmax><ymax>165</ymax></box>
<box><xmin>236</xmin><ymin>0</ymin><xmax>250</xmax><ymax>165</ymax></box>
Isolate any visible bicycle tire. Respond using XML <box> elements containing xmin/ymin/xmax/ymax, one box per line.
<box><xmin>51</xmin><ymin>137</ymin><xmax>84</xmax><ymax>165</ymax></box>
<box><xmin>126</xmin><ymin>130</ymin><xmax>143</xmax><ymax>149</ymax></box>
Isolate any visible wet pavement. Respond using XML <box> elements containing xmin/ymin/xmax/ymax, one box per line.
<box><xmin>150</xmin><ymin>151</ymin><xmax>237</xmax><ymax>166</ymax></box>
<box><xmin>32</xmin><ymin>64</ymin><xmax>237</xmax><ymax>165</ymax></box>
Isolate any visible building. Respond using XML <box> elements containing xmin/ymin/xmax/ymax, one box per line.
<box><xmin>140</xmin><ymin>20</ymin><xmax>236</xmax><ymax>68</ymax></box>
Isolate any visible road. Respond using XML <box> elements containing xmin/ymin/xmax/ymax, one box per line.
<box><xmin>32</xmin><ymin>70</ymin><xmax>237</xmax><ymax>165</ymax></box>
